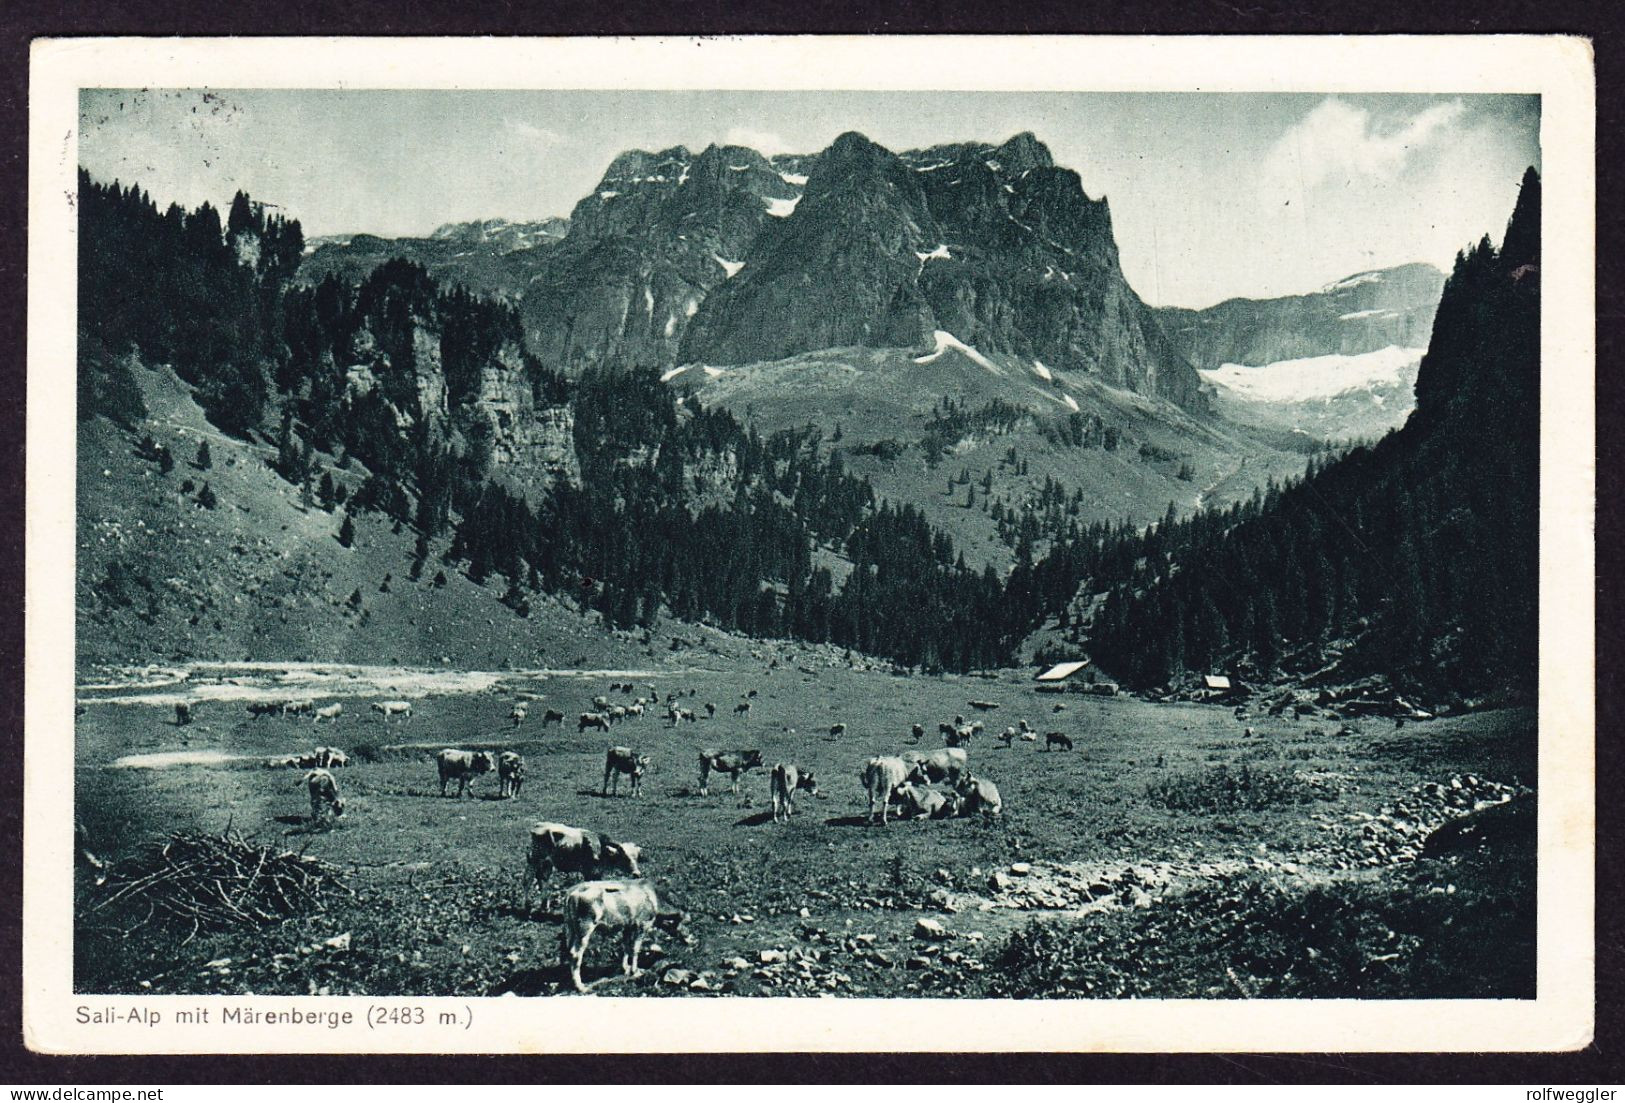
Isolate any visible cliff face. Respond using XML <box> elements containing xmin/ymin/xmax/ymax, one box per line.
<box><xmin>679</xmin><ymin>132</ymin><xmax>1206</xmax><ymax>410</ymax></box>
<box><xmin>519</xmin><ymin>144</ymin><xmax>804</xmax><ymax>373</ymax></box>
<box><xmin>1156</xmin><ymin>262</ymin><xmax>1446</xmax><ymax>371</ymax></box>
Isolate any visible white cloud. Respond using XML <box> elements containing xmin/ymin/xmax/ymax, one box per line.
<box><xmin>501</xmin><ymin>118</ymin><xmax>564</xmax><ymax>146</ymax></box>
<box><xmin>1261</xmin><ymin>97</ymin><xmax>1465</xmax><ymax>203</ymax></box>
<box><xmin>723</xmin><ymin>126</ymin><xmax>792</xmax><ymax>155</ymax></box>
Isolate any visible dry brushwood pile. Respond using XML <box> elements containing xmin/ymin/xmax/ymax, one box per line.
<box><xmin>81</xmin><ymin>831</ymin><xmax>351</xmax><ymax>936</ymax></box>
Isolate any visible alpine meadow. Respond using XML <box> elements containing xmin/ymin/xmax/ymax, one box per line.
<box><xmin>70</xmin><ymin>92</ymin><xmax>1543</xmax><ymax>1004</ymax></box>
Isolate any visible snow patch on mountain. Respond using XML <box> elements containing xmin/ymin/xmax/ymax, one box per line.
<box><xmin>1199</xmin><ymin>345</ymin><xmax>1424</xmax><ymax>403</ymax></box>
<box><xmin>714</xmin><ymin>255</ymin><xmax>745</xmax><ymax>278</ymax></box>
<box><xmin>764</xmin><ymin>195</ymin><xmax>801</xmax><ymax>218</ymax></box>
<box><xmin>914</xmin><ymin>330</ymin><xmax>1000</xmax><ymax>374</ymax></box>
<box><xmin>1032</xmin><ymin>360</ymin><xmax>1053</xmax><ymax>381</ymax></box>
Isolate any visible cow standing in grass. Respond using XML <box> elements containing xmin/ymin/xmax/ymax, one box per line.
<box><xmin>602</xmin><ymin>746</ymin><xmax>650</xmax><ymax>798</ymax></box>
<box><xmin>436</xmin><ymin>749</ymin><xmax>496</xmax><ymax>798</ymax></box>
<box><xmin>860</xmin><ymin>756</ymin><xmax>909</xmax><ymax>826</ymax></box>
<box><xmin>769</xmin><ymin>763</ymin><xmax>818</xmax><ymax>823</ymax></box>
<box><xmin>498</xmin><ymin>751</ymin><xmax>527</xmax><ymax>798</ymax></box>
<box><xmin>559</xmin><ymin>880</ymin><xmax>681</xmax><ymax>993</ymax></box>
<box><xmin>697</xmin><ymin>749</ymin><xmax>763</xmax><ymax>795</ymax></box>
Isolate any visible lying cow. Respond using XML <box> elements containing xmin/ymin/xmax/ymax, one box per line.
<box><xmin>372</xmin><ymin>700</ymin><xmax>413</xmax><ymax>723</ymax></box>
<box><xmin>559</xmin><ymin>879</ymin><xmax>682</xmax><ymax>993</ymax></box>
<box><xmin>907</xmin><ymin>747</ymin><xmax>969</xmax><ymax>785</ymax></box>
<box><xmin>314</xmin><ymin>703</ymin><xmax>343</xmax><ymax>723</ymax></box>
<box><xmin>955</xmin><ymin>772</ymin><xmax>1003</xmax><ymax>819</ymax></box>
<box><xmin>893</xmin><ymin>782</ymin><xmax>957</xmax><ymax>820</ymax></box>
<box><xmin>602</xmin><ymin>746</ymin><xmax>650</xmax><ymax>798</ymax></box>
<box><xmin>860</xmin><ymin>756</ymin><xmax>909</xmax><ymax>826</ymax></box>
<box><xmin>769</xmin><ymin>763</ymin><xmax>819</xmax><ymax>823</ymax></box>
<box><xmin>579</xmin><ymin>712</ymin><xmax>611</xmax><ymax>733</ymax></box>
<box><xmin>498</xmin><ymin>750</ymin><xmax>527</xmax><ymax>798</ymax></box>
<box><xmin>697</xmin><ymin>749</ymin><xmax>763</xmax><ymax>795</ymax></box>
<box><xmin>305</xmin><ymin>768</ymin><xmax>345</xmax><ymax>824</ymax></box>
<box><xmin>436</xmin><ymin>748</ymin><xmax>496</xmax><ymax>798</ymax></box>
<box><xmin>527</xmin><ymin>821</ymin><xmax>642</xmax><ymax>900</ymax></box>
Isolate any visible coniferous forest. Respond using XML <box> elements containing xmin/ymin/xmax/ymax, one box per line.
<box><xmin>76</xmin><ymin>166</ymin><xmax>1540</xmax><ymax>698</ymax></box>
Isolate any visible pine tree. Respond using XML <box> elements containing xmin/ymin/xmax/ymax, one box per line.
<box><xmin>196</xmin><ymin>439</ymin><xmax>212</xmax><ymax>469</ymax></box>
<box><xmin>338</xmin><ymin>512</ymin><xmax>356</xmax><ymax>548</ymax></box>
<box><xmin>195</xmin><ymin>482</ymin><xmax>217</xmax><ymax>509</ymax></box>
<box><xmin>318</xmin><ymin>471</ymin><xmax>337</xmax><ymax>511</ymax></box>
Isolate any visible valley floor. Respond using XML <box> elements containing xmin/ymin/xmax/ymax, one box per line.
<box><xmin>72</xmin><ymin>654</ymin><xmax>1536</xmax><ymax>1000</ymax></box>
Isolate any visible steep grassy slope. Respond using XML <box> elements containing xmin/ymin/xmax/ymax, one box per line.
<box><xmin>678</xmin><ymin>342</ymin><xmax>1310</xmax><ymax>572</ymax></box>
<box><xmin>75</xmin><ymin>360</ymin><xmax>766</xmax><ymax>671</ymax></box>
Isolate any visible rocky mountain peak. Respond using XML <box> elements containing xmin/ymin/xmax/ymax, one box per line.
<box><xmin>991</xmin><ymin>131</ymin><xmax>1055</xmax><ymax>174</ymax></box>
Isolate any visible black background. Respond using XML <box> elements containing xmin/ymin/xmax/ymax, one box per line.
<box><xmin>0</xmin><ymin>0</ymin><xmax>1617</xmax><ymax>1085</ymax></box>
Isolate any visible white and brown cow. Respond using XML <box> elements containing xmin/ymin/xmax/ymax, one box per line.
<box><xmin>769</xmin><ymin>763</ymin><xmax>819</xmax><ymax>823</ymax></box>
<box><xmin>579</xmin><ymin>712</ymin><xmax>611</xmax><ymax>733</ymax></box>
<box><xmin>893</xmin><ymin>782</ymin><xmax>956</xmax><ymax>820</ymax></box>
<box><xmin>527</xmin><ymin>821</ymin><xmax>643</xmax><ymax>899</ymax></box>
<box><xmin>436</xmin><ymin>748</ymin><xmax>496</xmax><ymax>798</ymax></box>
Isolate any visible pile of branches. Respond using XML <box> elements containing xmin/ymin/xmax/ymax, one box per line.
<box><xmin>81</xmin><ymin>830</ymin><xmax>350</xmax><ymax>937</ymax></box>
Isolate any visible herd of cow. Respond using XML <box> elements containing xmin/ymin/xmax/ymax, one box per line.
<box><xmin>224</xmin><ymin>681</ymin><xmax>1076</xmax><ymax>991</ymax></box>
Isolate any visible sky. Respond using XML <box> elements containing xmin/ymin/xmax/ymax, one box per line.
<box><xmin>78</xmin><ymin>89</ymin><xmax>1540</xmax><ymax>309</ymax></box>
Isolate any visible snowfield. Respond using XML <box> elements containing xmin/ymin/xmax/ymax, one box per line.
<box><xmin>714</xmin><ymin>255</ymin><xmax>745</xmax><ymax>278</ymax></box>
<box><xmin>764</xmin><ymin>195</ymin><xmax>802</xmax><ymax>218</ymax></box>
<box><xmin>914</xmin><ymin>330</ymin><xmax>1000</xmax><ymax>374</ymax></box>
<box><xmin>1199</xmin><ymin>346</ymin><xmax>1424</xmax><ymax>403</ymax></box>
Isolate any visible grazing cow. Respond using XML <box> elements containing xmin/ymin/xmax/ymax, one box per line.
<box><xmin>305</xmin><ymin>768</ymin><xmax>344</xmax><ymax>823</ymax></box>
<box><xmin>1045</xmin><ymin>732</ymin><xmax>1074</xmax><ymax>752</ymax></box>
<box><xmin>894</xmin><ymin>783</ymin><xmax>956</xmax><ymax>820</ymax></box>
<box><xmin>828</xmin><ymin>723</ymin><xmax>847</xmax><ymax>738</ymax></box>
<box><xmin>705</xmin><ymin>703</ymin><xmax>716</xmax><ymax>718</ymax></box>
<box><xmin>954</xmin><ymin>772</ymin><xmax>1003</xmax><ymax>819</ymax></box>
<box><xmin>609</xmin><ymin>705</ymin><xmax>628</xmax><ymax>723</ymax></box>
<box><xmin>627</xmin><ymin>703</ymin><xmax>644</xmax><ymax>719</ymax></box>
<box><xmin>542</xmin><ymin>708</ymin><xmax>565</xmax><ymax>728</ymax></box>
<box><xmin>324</xmin><ymin>749</ymin><xmax>350</xmax><ymax>768</ymax></box>
<box><xmin>579</xmin><ymin>712</ymin><xmax>611</xmax><ymax>733</ymax></box>
<box><xmin>907</xmin><ymin>747</ymin><xmax>969</xmax><ymax>785</ymax></box>
<box><xmin>559</xmin><ymin>880</ymin><xmax>680</xmax><ymax>993</ymax></box>
<box><xmin>282</xmin><ymin>698</ymin><xmax>316</xmax><ymax>719</ymax></box>
<box><xmin>769</xmin><ymin>763</ymin><xmax>819</xmax><ymax>822</ymax></box>
<box><xmin>602</xmin><ymin>746</ymin><xmax>650</xmax><ymax>798</ymax></box>
<box><xmin>734</xmin><ymin>702</ymin><xmax>751</xmax><ymax>716</ymax></box>
<box><xmin>697</xmin><ymin>749</ymin><xmax>764</xmax><ymax>795</ymax></box>
<box><xmin>592</xmin><ymin>696</ymin><xmax>610</xmax><ymax>710</ymax></box>
<box><xmin>372</xmin><ymin>700</ymin><xmax>413</xmax><ymax>723</ymax></box>
<box><xmin>314</xmin><ymin>703</ymin><xmax>344</xmax><ymax>723</ymax></box>
<box><xmin>436</xmin><ymin>749</ymin><xmax>496</xmax><ymax>798</ymax></box>
<box><xmin>498</xmin><ymin>751</ymin><xmax>527</xmax><ymax>798</ymax></box>
<box><xmin>1052</xmin><ymin>703</ymin><xmax>1067</xmax><ymax>713</ymax></box>
<box><xmin>528</xmin><ymin>822</ymin><xmax>643</xmax><ymax>897</ymax></box>
<box><xmin>998</xmin><ymin>727</ymin><xmax>1018</xmax><ymax>747</ymax></box>
<box><xmin>311</xmin><ymin>745</ymin><xmax>347</xmax><ymax>768</ymax></box>
<box><xmin>510</xmin><ymin>705</ymin><xmax>528</xmax><ymax>727</ymax></box>
<box><xmin>911</xmin><ymin>723</ymin><xmax>926</xmax><ymax>743</ymax></box>
<box><xmin>175</xmin><ymin>702</ymin><xmax>193</xmax><ymax>726</ymax></box>
<box><xmin>860</xmin><ymin>757</ymin><xmax>910</xmax><ymax>826</ymax></box>
<box><xmin>247</xmin><ymin>702</ymin><xmax>279</xmax><ymax>720</ymax></box>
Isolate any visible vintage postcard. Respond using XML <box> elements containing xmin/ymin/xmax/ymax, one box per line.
<box><xmin>25</xmin><ymin>35</ymin><xmax>1594</xmax><ymax>1054</ymax></box>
